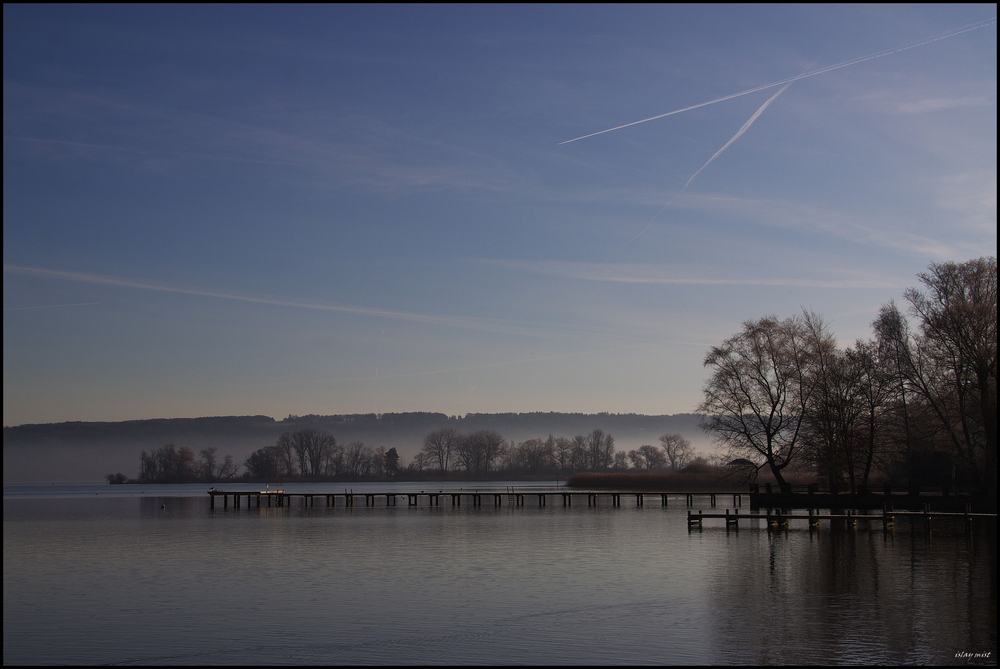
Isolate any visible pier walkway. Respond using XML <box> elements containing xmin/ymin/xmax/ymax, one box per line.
<box><xmin>686</xmin><ymin>506</ymin><xmax>996</xmax><ymax>531</ymax></box>
<box><xmin>207</xmin><ymin>487</ymin><xmax>744</xmax><ymax>510</ymax></box>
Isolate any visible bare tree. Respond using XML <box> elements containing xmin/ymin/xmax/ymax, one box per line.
<box><xmin>698</xmin><ymin>314</ymin><xmax>820</xmax><ymax>489</ymax></box>
<box><xmin>422</xmin><ymin>428</ymin><xmax>459</xmax><ymax>473</ymax></box>
<box><xmin>512</xmin><ymin>438</ymin><xmax>553</xmax><ymax>474</ymax></box>
<box><xmin>274</xmin><ymin>432</ymin><xmax>296</xmax><ymax>477</ymax></box>
<box><xmin>904</xmin><ymin>256</ymin><xmax>997</xmax><ymax>500</ymax></box>
<box><xmin>343</xmin><ymin>442</ymin><xmax>368</xmax><ymax>477</ymax></box>
<box><xmin>218</xmin><ymin>454</ymin><xmax>239</xmax><ymax>479</ymax></box>
<box><xmin>370</xmin><ymin>446</ymin><xmax>386</xmax><ymax>479</ymax></box>
<box><xmin>408</xmin><ymin>452</ymin><xmax>430</xmax><ymax>473</ymax></box>
<box><xmin>613</xmin><ymin>451</ymin><xmax>629</xmax><ymax>471</ymax></box>
<box><xmin>848</xmin><ymin>340</ymin><xmax>892</xmax><ymax>492</ymax></box>
<box><xmin>586</xmin><ymin>429</ymin><xmax>615</xmax><ymax>471</ymax></box>
<box><xmin>629</xmin><ymin>444</ymin><xmax>667</xmax><ymax>471</ymax></box>
<box><xmin>873</xmin><ymin>301</ymin><xmax>918</xmax><ymax>487</ymax></box>
<box><xmin>552</xmin><ymin>436</ymin><xmax>573</xmax><ymax>473</ymax></box>
<box><xmin>659</xmin><ymin>434</ymin><xmax>693</xmax><ymax>472</ymax></box>
<box><xmin>455</xmin><ymin>430</ymin><xmax>505</xmax><ymax>477</ymax></box>
<box><xmin>199</xmin><ymin>447</ymin><xmax>218</xmax><ymax>481</ymax></box>
<box><xmin>570</xmin><ymin>435</ymin><xmax>589</xmax><ymax>471</ymax></box>
<box><xmin>289</xmin><ymin>429</ymin><xmax>336</xmax><ymax>477</ymax></box>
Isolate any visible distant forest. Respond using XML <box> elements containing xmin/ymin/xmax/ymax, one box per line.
<box><xmin>112</xmin><ymin>427</ymin><xmax>710</xmax><ymax>485</ymax></box>
<box><xmin>3</xmin><ymin>411</ymin><xmax>707</xmax><ymax>484</ymax></box>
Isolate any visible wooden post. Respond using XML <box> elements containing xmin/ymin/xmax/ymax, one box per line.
<box><xmin>726</xmin><ymin>508</ymin><xmax>740</xmax><ymax>529</ymax></box>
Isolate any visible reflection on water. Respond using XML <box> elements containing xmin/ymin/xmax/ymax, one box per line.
<box><xmin>4</xmin><ymin>485</ymin><xmax>996</xmax><ymax>666</ymax></box>
<box><xmin>707</xmin><ymin>527</ymin><xmax>996</xmax><ymax>665</ymax></box>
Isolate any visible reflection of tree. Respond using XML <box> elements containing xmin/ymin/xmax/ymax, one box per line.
<box><xmin>706</xmin><ymin>528</ymin><xmax>993</xmax><ymax>664</ymax></box>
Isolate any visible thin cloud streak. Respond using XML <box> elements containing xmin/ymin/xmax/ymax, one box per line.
<box><xmin>560</xmin><ymin>17</ymin><xmax>996</xmax><ymax>144</ymax></box>
<box><xmin>674</xmin><ymin>192</ymin><xmax>978</xmax><ymax>258</ymax></box>
<box><xmin>1</xmin><ymin>264</ymin><xmax>520</xmax><ymax>332</ymax></box>
<box><xmin>3</xmin><ymin>302</ymin><xmax>103</xmax><ymax>311</ymax></box>
<box><xmin>482</xmin><ymin>259</ymin><xmax>906</xmax><ymax>289</ymax></box>
<box><xmin>1</xmin><ymin>264</ymin><xmax>644</xmax><ymax>343</ymax></box>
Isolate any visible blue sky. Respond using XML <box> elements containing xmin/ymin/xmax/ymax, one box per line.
<box><xmin>4</xmin><ymin>5</ymin><xmax>996</xmax><ymax>426</ymax></box>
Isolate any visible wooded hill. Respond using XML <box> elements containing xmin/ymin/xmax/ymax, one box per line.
<box><xmin>3</xmin><ymin>412</ymin><xmax>709</xmax><ymax>483</ymax></box>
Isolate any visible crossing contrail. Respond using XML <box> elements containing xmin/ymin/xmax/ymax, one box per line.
<box><xmin>681</xmin><ymin>82</ymin><xmax>791</xmax><ymax>191</ymax></box>
<box><xmin>561</xmin><ymin>17</ymin><xmax>996</xmax><ymax>145</ymax></box>
<box><xmin>602</xmin><ymin>82</ymin><xmax>793</xmax><ymax>262</ymax></box>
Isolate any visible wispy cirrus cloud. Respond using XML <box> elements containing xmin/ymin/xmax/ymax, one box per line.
<box><xmin>1</xmin><ymin>264</ymin><xmax>642</xmax><ymax>343</ymax></box>
<box><xmin>896</xmin><ymin>96</ymin><xmax>996</xmax><ymax>114</ymax></box>
<box><xmin>2</xmin><ymin>81</ymin><xmax>522</xmax><ymax>194</ymax></box>
<box><xmin>478</xmin><ymin>259</ymin><xmax>905</xmax><ymax>289</ymax></box>
<box><xmin>671</xmin><ymin>192</ymin><xmax>971</xmax><ymax>258</ymax></box>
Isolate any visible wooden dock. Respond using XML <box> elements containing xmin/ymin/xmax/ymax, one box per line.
<box><xmin>686</xmin><ymin>505</ymin><xmax>996</xmax><ymax>531</ymax></box>
<box><xmin>207</xmin><ymin>488</ymin><xmax>745</xmax><ymax>510</ymax></box>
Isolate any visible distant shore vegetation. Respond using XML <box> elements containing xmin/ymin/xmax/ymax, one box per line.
<box><xmin>113</xmin><ymin>427</ymin><xmax>720</xmax><ymax>486</ymax></box>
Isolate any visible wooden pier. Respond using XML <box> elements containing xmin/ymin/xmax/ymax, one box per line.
<box><xmin>207</xmin><ymin>488</ymin><xmax>744</xmax><ymax>510</ymax></box>
<box><xmin>686</xmin><ymin>505</ymin><xmax>996</xmax><ymax>531</ymax></box>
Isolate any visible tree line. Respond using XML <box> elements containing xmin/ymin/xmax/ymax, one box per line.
<box><xmin>699</xmin><ymin>257</ymin><xmax>996</xmax><ymax>503</ymax></box>
<box><xmin>242</xmin><ymin>429</ymin><xmax>400</xmax><ymax>479</ymax></box>
<box><xmin>119</xmin><ymin>427</ymin><xmax>701</xmax><ymax>483</ymax></box>
<box><xmin>110</xmin><ymin>444</ymin><xmax>241</xmax><ymax>484</ymax></box>
<box><xmin>410</xmin><ymin>428</ymin><xmax>698</xmax><ymax>478</ymax></box>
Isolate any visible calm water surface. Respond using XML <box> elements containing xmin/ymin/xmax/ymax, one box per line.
<box><xmin>4</xmin><ymin>483</ymin><xmax>996</xmax><ymax>665</ymax></box>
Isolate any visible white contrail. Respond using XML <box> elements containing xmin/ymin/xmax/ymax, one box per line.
<box><xmin>561</xmin><ymin>17</ymin><xmax>996</xmax><ymax>145</ymax></box>
<box><xmin>682</xmin><ymin>82</ymin><xmax>791</xmax><ymax>191</ymax></box>
<box><xmin>2</xmin><ymin>263</ymin><xmax>636</xmax><ymax>342</ymax></box>
<box><xmin>3</xmin><ymin>302</ymin><xmax>102</xmax><ymax>311</ymax></box>
<box><xmin>602</xmin><ymin>82</ymin><xmax>793</xmax><ymax>262</ymax></box>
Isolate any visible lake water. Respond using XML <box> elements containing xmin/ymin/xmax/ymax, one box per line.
<box><xmin>3</xmin><ymin>482</ymin><xmax>996</xmax><ymax>665</ymax></box>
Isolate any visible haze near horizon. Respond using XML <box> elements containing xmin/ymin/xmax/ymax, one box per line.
<box><xmin>3</xmin><ymin>5</ymin><xmax>996</xmax><ymax>426</ymax></box>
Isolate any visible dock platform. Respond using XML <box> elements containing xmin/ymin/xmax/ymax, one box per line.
<box><xmin>686</xmin><ymin>506</ymin><xmax>996</xmax><ymax>531</ymax></box>
<box><xmin>207</xmin><ymin>488</ymin><xmax>744</xmax><ymax>510</ymax></box>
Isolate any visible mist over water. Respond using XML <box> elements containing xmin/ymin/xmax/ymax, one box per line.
<box><xmin>4</xmin><ymin>483</ymin><xmax>996</xmax><ymax>665</ymax></box>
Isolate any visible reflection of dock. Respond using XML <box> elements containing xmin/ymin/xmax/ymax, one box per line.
<box><xmin>686</xmin><ymin>506</ymin><xmax>997</xmax><ymax>531</ymax></box>
<box><xmin>207</xmin><ymin>489</ymin><xmax>744</xmax><ymax>510</ymax></box>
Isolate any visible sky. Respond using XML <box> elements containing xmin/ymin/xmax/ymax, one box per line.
<box><xmin>3</xmin><ymin>5</ymin><xmax>996</xmax><ymax>427</ymax></box>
